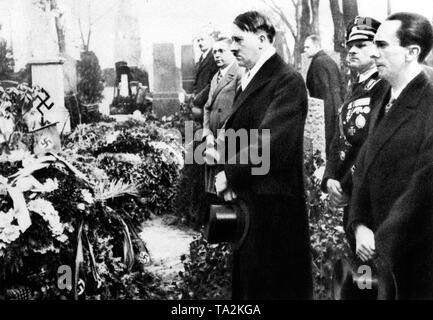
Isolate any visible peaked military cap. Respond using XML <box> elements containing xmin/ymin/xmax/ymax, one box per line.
<box><xmin>346</xmin><ymin>16</ymin><xmax>381</xmax><ymax>45</ymax></box>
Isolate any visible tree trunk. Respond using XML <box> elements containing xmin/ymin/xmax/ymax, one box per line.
<box><xmin>310</xmin><ymin>0</ymin><xmax>320</xmax><ymax>35</ymax></box>
<box><xmin>55</xmin><ymin>13</ymin><xmax>66</xmax><ymax>54</ymax></box>
<box><xmin>330</xmin><ymin>0</ymin><xmax>352</xmax><ymax>86</ymax></box>
<box><xmin>299</xmin><ymin>0</ymin><xmax>311</xmax><ymax>58</ymax></box>
<box><xmin>329</xmin><ymin>0</ymin><xmax>346</xmax><ymax>54</ymax></box>
<box><xmin>342</xmin><ymin>0</ymin><xmax>359</xmax><ymax>29</ymax></box>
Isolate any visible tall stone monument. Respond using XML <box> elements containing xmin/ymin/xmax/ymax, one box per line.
<box><xmin>114</xmin><ymin>0</ymin><xmax>142</xmax><ymax>68</ymax></box>
<box><xmin>305</xmin><ymin>97</ymin><xmax>326</xmax><ymax>160</ymax></box>
<box><xmin>152</xmin><ymin>43</ymin><xmax>181</xmax><ymax>118</ymax></box>
<box><xmin>25</xmin><ymin>2</ymin><xmax>70</xmax><ymax>133</ymax></box>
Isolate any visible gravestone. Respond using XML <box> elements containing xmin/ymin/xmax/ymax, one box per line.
<box><xmin>152</xmin><ymin>43</ymin><xmax>181</xmax><ymax>118</ymax></box>
<box><xmin>304</xmin><ymin>97</ymin><xmax>326</xmax><ymax>161</ymax></box>
<box><xmin>25</xmin><ymin>3</ymin><xmax>70</xmax><ymax>133</ymax></box>
<box><xmin>30</xmin><ymin>59</ymin><xmax>70</xmax><ymax>134</ymax></box>
<box><xmin>181</xmin><ymin>45</ymin><xmax>195</xmax><ymax>94</ymax></box>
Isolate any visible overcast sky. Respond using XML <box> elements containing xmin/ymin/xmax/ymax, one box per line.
<box><xmin>0</xmin><ymin>0</ymin><xmax>432</xmax><ymax>69</ymax></box>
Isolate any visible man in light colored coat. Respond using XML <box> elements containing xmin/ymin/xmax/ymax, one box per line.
<box><xmin>202</xmin><ymin>37</ymin><xmax>243</xmax><ymax>194</ymax></box>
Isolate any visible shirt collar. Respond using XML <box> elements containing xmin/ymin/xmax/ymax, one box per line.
<box><xmin>219</xmin><ymin>62</ymin><xmax>234</xmax><ymax>77</ymax></box>
<box><xmin>391</xmin><ymin>69</ymin><xmax>422</xmax><ymax>101</ymax></box>
<box><xmin>247</xmin><ymin>46</ymin><xmax>276</xmax><ymax>76</ymax></box>
<box><xmin>358</xmin><ymin>66</ymin><xmax>377</xmax><ymax>83</ymax></box>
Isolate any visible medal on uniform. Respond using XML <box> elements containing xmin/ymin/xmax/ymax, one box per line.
<box><xmin>363</xmin><ymin>107</ymin><xmax>371</xmax><ymax>114</ymax></box>
<box><xmin>340</xmin><ymin>151</ymin><xmax>346</xmax><ymax>161</ymax></box>
<box><xmin>348</xmin><ymin>126</ymin><xmax>356</xmax><ymax>136</ymax></box>
<box><xmin>355</xmin><ymin>115</ymin><xmax>366</xmax><ymax>129</ymax></box>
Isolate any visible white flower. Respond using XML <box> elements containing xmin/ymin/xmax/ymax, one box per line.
<box><xmin>81</xmin><ymin>189</ymin><xmax>94</xmax><ymax>204</ymax></box>
<box><xmin>28</xmin><ymin>198</ymin><xmax>64</xmax><ymax>238</ymax></box>
<box><xmin>91</xmin><ymin>168</ymin><xmax>108</xmax><ymax>181</ymax></box>
<box><xmin>0</xmin><ymin>211</ymin><xmax>14</xmax><ymax>229</ymax></box>
<box><xmin>8</xmin><ymin>150</ymin><xmax>32</xmax><ymax>163</ymax></box>
<box><xmin>34</xmin><ymin>243</ymin><xmax>60</xmax><ymax>254</ymax></box>
<box><xmin>77</xmin><ymin>203</ymin><xmax>85</xmax><ymax>211</ymax></box>
<box><xmin>132</xmin><ymin>110</ymin><xmax>144</xmax><ymax>120</ymax></box>
<box><xmin>105</xmin><ymin>131</ymin><xmax>120</xmax><ymax>144</ymax></box>
<box><xmin>114</xmin><ymin>153</ymin><xmax>141</xmax><ymax>165</ymax></box>
<box><xmin>42</xmin><ymin>178</ymin><xmax>59</xmax><ymax>193</ymax></box>
<box><xmin>28</xmin><ymin>199</ymin><xmax>57</xmax><ymax>217</ymax></box>
<box><xmin>0</xmin><ymin>225</ymin><xmax>21</xmax><ymax>243</ymax></box>
<box><xmin>56</xmin><ymin>234</ymin><xmax>68</xmax><ymax>243</ymax></box>
<box><xmin>334</xmin><ymin>226</ymin><xmax>345</xmax><ymax>233</ymax></box>
<box><xmin>64</xmin><ymin>223</ymin><xmax>74</xmax><ymax>233</ymax></box>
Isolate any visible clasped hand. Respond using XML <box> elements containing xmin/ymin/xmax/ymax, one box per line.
<box><xmin>355</xmin><ymin>224</ymin><xmax>376</xmax><ymax>262</ymax></box>
<box><xmin>203</xmin><ymin>135</ymin><xmax>221</xmax><ymax>166</ymax></box>
<box><xmin>327</xmin><ymin>179</ymin><xmax>349</xmax><ymax>207</ymax></box>
<box><xmin>215</xmin><ymin>171</ymin><xmax>237</xmax><ymax>202</ymax></box>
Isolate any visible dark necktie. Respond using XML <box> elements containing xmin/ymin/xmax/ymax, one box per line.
<box><xmin>199</xmin><ymin>54</ymin><xmax>204</xmax><ymax>65</ymax></box>
<box><xmin>234</xmin><ymin>85</ymin><xmax>242</xmax><ymax>101</ymax></box>
<box><xmin>217</xmin><ymin>70</ymin><xmax>223</xmax><ymax>83</ymax></box>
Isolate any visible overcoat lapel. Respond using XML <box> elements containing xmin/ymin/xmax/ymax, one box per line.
<box><xmin>228</xmin><ymin>54</ymin><xmax>279</xmax><ymax>120</ymax></box>
<box><xmin>363</xmin><ymin>73</ymin><xmax>428</xmax><ymax>175</ymax></box>
<box><xmin>210</xmin><ymin>64</ymin><xmax>237</xmax><ymax>101</ymax></box>
<box><xmin>368</xmin><ymin>85</ymin><xmax>391</xmax><ymax>136</ymax></box>
<box><xmin>196</xmin><ymin>50</ymin><xmax>213</xmax><ymax>75</ymax></box>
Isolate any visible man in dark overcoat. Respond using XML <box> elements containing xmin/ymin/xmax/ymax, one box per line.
<box><xmin>347</xmin><ymin>12</ymin><xmax>433</xmax><ymax>300</ymax></box>
<box><xmin>215</xmin><ymin>11</ymin><xmax>312</xmax><ymax>300</ymax></box>
<box><xmin>191</xmin><ymin>30</ymin><xmax>219</xmax><ymax>122</ymax></box>
<box><xmin>305</xmin><ymin>35</ymin><xmax>346</xmax><ymax>157</ymax></box>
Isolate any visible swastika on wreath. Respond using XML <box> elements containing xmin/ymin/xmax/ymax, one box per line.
<box><xmin>40</xmin><ymin>137</ymin><xmax>53</xmax><ymax>149</ymax></box>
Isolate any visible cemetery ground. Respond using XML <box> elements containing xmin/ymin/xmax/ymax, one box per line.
<box><xmin>0</xmin><ymin>88</ymin><xmax>349</xmax><ymax>299</ymax></box>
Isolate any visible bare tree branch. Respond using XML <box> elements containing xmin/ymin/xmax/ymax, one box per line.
<box><xmin>86</xmin><ymin>0</ymin><xmax>91</xmax><ymax>50</ymax></box>
<box><xmin>78</xmin><ymin>16</ymin><xmax>86</xmax><ymax>50</ymax></box>
<box><xmin>265</xmin><ymin>0</ymin><xmax>297</xmax><ymax>38</ymax></box>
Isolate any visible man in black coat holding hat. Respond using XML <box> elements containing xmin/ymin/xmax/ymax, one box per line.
<box><xmin>215</xmin><ymin>11</ymin><xmax>312</xmax><ymax>300</ymax></box>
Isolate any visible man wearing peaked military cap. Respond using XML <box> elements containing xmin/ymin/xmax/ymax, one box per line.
<box><xmin>322</xmin><ymin>15</ymin><xmax>389</xmax><ymax>254</ymax></box>
<box><xmin>346</xmin><ymin>16</ymin><xmax>382</xmax><ymax>45</ymax></box>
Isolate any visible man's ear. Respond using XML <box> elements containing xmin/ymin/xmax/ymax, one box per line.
<box><xmin>406</xmin><ymin>45</ymin><xmax>421</xmax><ymax>62</ymax></box>
<box><xmin>257</xmin><ymin>32</ymin><xmax>268</xmax><ymax>49</ymax></box>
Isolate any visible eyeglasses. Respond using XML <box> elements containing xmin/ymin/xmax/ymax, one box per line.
<box><xmin>213</xmin><ymin>49</ymin><xmax>226</xmax><ymax>54</ymax></box>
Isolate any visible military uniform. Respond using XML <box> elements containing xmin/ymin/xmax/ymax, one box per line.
<box><xmin>321</xmin><ymin>71</ymin><xmax>388</xmax><ymax>194</ymax></box>
<box><xmin>321</xmin><ymin>15</ymin><xmax>384</xmax><ymax>198</ymax></box>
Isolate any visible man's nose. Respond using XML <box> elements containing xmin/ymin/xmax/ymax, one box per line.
<box><xmin>370</xmin><ymin>45</ymin><xmax>380</xmax><ymax>59</ymax></box>
<box><xmin>230</xmin><ymin>42</ymin><xmax>238</xmax><ymax>52</ymax></box>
